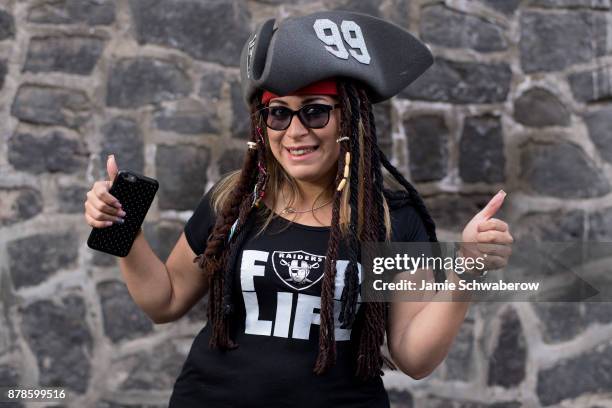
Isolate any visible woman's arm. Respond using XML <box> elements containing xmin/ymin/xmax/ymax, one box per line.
<box><xmin>118</xmin><ymin>230</ymin><xmax>209</xmax><ymax>324</ymax></box>
<box><xmin>387</xmin><ymin>190</ymin><xmax>512</xmax><ymax>379</ymax></box>
<box><xmin>386</xmin><ymin>268</ymin><xmax>471</xmax><ymax>379</ymax></box>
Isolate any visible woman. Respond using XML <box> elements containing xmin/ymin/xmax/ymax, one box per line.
<box><xmin>84</xmin><ymin>11</ymin><xmax>513</xmax><ymax>407</ymax></box>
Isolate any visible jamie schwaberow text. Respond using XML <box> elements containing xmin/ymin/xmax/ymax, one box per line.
<box><xmin>372</xmin><ymin>279</ymin><xmax>541</xmax><ymax>292</ymax></box>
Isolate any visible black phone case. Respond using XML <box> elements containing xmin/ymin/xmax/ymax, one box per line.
<box><xmin>87</xmin><ymin>171</ymin><xmax>159</xmax><ymax>257</ymax></box>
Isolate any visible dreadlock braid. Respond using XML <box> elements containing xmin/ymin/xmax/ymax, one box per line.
<box><xmin>338</xmin><ymin>81</ymin><xmax>362</xmax><ymax>329</ymax></box>
<box><xmin>221</xmin><ymin>193</ymin><xmax>256</xmax><ymax>316</ymax></box>
<box><xmin>340</xmin><ymin>83</ymin><xmax>390</xmax><ymax>379</ymax></box>
<box><xmin>358</xmin><ymin>88</ymin><xmax>398</xmax><ymax>374</ymax></box>
<box><xmin>195</xmin><ymin>98</ymin><xmax>264</xmax><ymax>349</ymax></box>
<box><xmin>361</xmin><ymin>89</ymin><xmax>386</xmax><ymax>243</ymax></box>
<box><xmin>314</xmin><ymin>80</ymin><xmax>395</xmax><ymax>380</ymax></box>
<box><xmin>222</xmin><ymin>121</ymin><xmax>270</xmax><ymax>318</ymax></box>
<box><xmin>313</xmin><ymin>141</ymin><xmax>347</xmax><ymax>375</ymax></box>
<box><xmin>357</xmin><ymin>89</ymin><xmax>375</xmax><ymax>242</ymax></box>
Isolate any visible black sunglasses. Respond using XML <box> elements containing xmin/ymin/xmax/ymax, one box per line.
<box><xmin>257</xmin><ymin>103</ymin><xmax>340</xmax><ymax>131</ymax></box>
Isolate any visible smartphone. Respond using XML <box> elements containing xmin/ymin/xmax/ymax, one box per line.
<box><xmin>87</xmin><ymin>170</ymin><xmax>159</xmax><ymax>257</ymax></box>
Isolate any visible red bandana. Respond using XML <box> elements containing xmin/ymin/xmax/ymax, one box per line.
<box><xmin>261</xmin><ymin>78</ymin><xmax>338</xmax><ymax>105</ymax></box>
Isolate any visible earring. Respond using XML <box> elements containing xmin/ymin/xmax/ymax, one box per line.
<box><xmin>337</xmin><ymin>152</ymin><xmax>351</xmax><ymax>192</ymax></box>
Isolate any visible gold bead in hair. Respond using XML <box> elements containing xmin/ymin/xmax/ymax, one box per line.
<box><xmin>336</xmin><ymin>152</ymin><xmax>351</xmax><ymax>192</ymax></box>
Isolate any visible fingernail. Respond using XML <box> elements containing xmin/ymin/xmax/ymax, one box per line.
<box><xmin>118</xmin><ymin>210</ymin><xmax>126</xmax><ymax>217</ymax></box>
<box><xmin>114</xmin><ymin>201</ymin><xmax>122</xmax><ymax>208</ymax></box>
<box><xmin>105</xmin><ymin>221</ymin><xmax>113</xmax><ymax>226</ymax></box>
<box><xmin>116</xmin><ymin>218</ymin><xmax>124</xmax><ymax>224</ymax></box>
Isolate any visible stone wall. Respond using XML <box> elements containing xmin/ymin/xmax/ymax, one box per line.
<box><xmin>0</xmin><ymin>0</ymin><xmax>611</xmax><ymax>407</ymax></box>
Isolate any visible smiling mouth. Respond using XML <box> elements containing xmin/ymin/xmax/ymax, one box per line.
<box><xmin>285</xmin><ymin>146</ymin><xmax>319</xmax><ymax>156</ymax></box>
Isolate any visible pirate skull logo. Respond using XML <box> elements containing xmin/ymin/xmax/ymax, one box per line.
<box><xmin>272</xmin><ymin>251</ymin><xmax>325</xmax><ymax>291</ymax></box>
<box><xmin>280</xmin><ymin>259</ymin><xmax>320</xmax><ymax>284</ymax></box>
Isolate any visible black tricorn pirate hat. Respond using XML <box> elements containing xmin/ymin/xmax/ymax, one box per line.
<box><xmin>240</xmin><ymin>10</ymin><xmax>434</xmax><ymax>106</ymax></box>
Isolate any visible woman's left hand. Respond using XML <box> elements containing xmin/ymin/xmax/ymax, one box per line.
<box><xmin>459</xmin><ymin>190</ymin><xmax>513</xmax><ymax>272</ymax></box>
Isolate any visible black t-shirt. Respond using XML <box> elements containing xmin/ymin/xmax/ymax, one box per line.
<box><xmin>169</xmin><ymin>188</ymin><xmax>429</xmax><ymax>408</ymax></box>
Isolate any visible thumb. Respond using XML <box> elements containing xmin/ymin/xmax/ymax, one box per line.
<box><xmin>475</xmin><ymin>190</ymin><xmax>506</xmax><ymax>222</ymax></box>
<box><xmin>106</xmin><ymin>154</ymin><xmax>119</xmax><ymax>183</ymax></box>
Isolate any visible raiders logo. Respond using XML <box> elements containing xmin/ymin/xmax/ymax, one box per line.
<box><xmin>272</xmin><ymin>250</ymin><xmax>325</xmax><ymax>291</ymax></box>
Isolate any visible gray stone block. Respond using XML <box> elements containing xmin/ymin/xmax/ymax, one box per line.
<box><xmin>514</xmin><ymin>88</ymin><xmax>571</xmax><ymax>127</ymax></box>
<box><xmin>199</xmin><ymin>70</ymin><xmax>225</xmax><ymax>101</ymax></box>
<box><xmin>0</xmin><ymin>9</ymin><xmax>15</xmax><ymax>40</ymax></box>
<box><xmin>424</xmin><ymin>193</ymin><xmax>497</xmax><ymax>231</ymax></box>
<box><xmin>401</xmin><ymin>58</ymin><xmax>512</xmax><ymax>104</ymax></box>
<box><xmin>154</xmin><ymin>107</ymin><xmax>220</xmax><ymax>135</ymax></box>
<box><xmin>589</xmin><ymin>206</ymin><xmax>612</xmax><ymax>240</ymax></box>
<box><xmin>129</xmin><ymin>0</ymin><xmax>250</xmax><ymax>66</ymax></box>
<box><xmin>415</xmin><ymin>397</ymin><xmax>521</xmax><ymax>408</ymax></box>
<box><xmin>0</xmin><ymin>187</ymin><xmax>43</xmax><ymax>226</ymax></box>
<box><xmin>373</xmin><ymin>100</ymin><xmax>393</xmax><ymax>159</ymax></box>
<box><xmin>335</xmin><ymin>0</ymin><xmax>411</xmax><ymax>30</ymax></box>
<box><xmin>333</xmin><ymin>0</ymin><xmax>382</xmax><ymax>18</ymax></box>
<box><xmin>533</xmin><ymin>303</ymin><xmax>586</xmax><ymax>343</ymax></box>
<box><xmin>482</xmin><ymin>0</ymin><xmax>521</xmax><ymax>14</ymax></box>
<box><xmin>584</xmin><ymin>302</ymin><xmax>612</xmax><ymax>325</ymax></box>
<box><xmin>143</xmin><ymin>221</ymin><xmax>183</xmax><ymax>262</ymax></box>
<box><xmin>8</xmin><ymin>131</ymin><xmax>89</xmax><ymax>174</ymax></box>
<box><xmin>91</xmin><ymin>250</ymin><xmax>117</xmax><ymax>268</ymax></box>
<box><xmin>443</xmin><ymin>318</ymin><xmax>474</xmax><ymax>380</ymax></box>
<box><xmin>421</xmin><ymin>5</ymin><xmax>507</xmax><ymax>52</ymax></box>
<box><xmin>156</xmin><ymin>144</ymin><xmax>210</xmax><ymax>211</ymax></box>
<box><xmin>119</xmin><ymin>342</ymin><xmax>186</xmax><ymax>390</ymax></box>
<box><xmin>218</xmin><ymin>148</ymin><xmax>245</xmax><ymax>176</ymax></box>
<box><xmin>20</xmin><ymin>295</ymin><xmax>92</xmax><ymax>393</ymax></box>
<box><xmin>520</xmin><ymin>10</ymin><xmax>609</xmax><ymax>73</ymax></box>
<box><xmin>230</xmin><ymin>79</ymin><xmax>250</xmax><ymax>139</ymax></box>
<box><xmin>97</xmin><ymin>280</ymin><xmax>154</xmax><ymax>343</ymax></box>
<box><xmin>520</xmin><ymin>142</ymin><xmax>610</xmax><ymax>198</ymax></box>
<box><xmin>515</xmin><ymin>209</ymin><xmax>586</xmax><ymax>241</ymax></box>
<box><xmin>525</xmin><ymin>0</ymin><xmax>610</xmax><ymax>9</ymax></box>
<box><xmin>8</xmin><ymin>232</ymin><xmax>79</xmax><ymax>289</ymax></box>
<box><xmin>11</xmin><ymin>85</ymin><xmax>90</xmax><ymax>128</ymax></box>
<box><xmin>537</xmin><ymin>340</ymin><xmax>612</xmax><ymax>405</ymax></box>
<box><xmin>57</xmin><ymin>185</ymin><xmax>89</xmax><ymax>214</ymax></box>
<box><xmin>584</xmin><ymin>107</ymin><xmax>612</xmax><ymax>164</ymax></box>
<box><xmin>568</xmin><ymin>65</ymin><xmax>612</xmax><ymax>103</ymax></box>
<box><xmin>0</xmin><ymin>364</ymin><xmax>20</xmax><ymax>386</ymax></box>
<box><xmin>24</xmin><ymin>36</ymin><xmax>105</xmax><ymax>75</ymax></box>
<box><xmin>27</xmin><ymin>0</ymin><xmax>116</xmax><ymax>25</ymax></box>
<box><xmin>0</xmin><ymin>60</ymin><xmax>6</xmax><ymax>91</ymax></box>
<box><xmin>459</xmin><ymin>115</ymin><xmax>505</xmax><ymax>183</ymax></box>
<box><xmin>487</xmin><ymin>308</ymin><xmax>526</xmax><ymax>387</ymax></box>
<box><xmin>106</xmin><ymin>58</ymin><xmax>191</xmax><ymax>108</ymax></box>
<box><xmin>405</xmin><ymin>115</ymin><xmax>449</xmax><ymax>182</ymax></box>
<box><xmin>100</xmin><ymin>117</ymin><xmax>144</xmax><ymax>175</ymax></box>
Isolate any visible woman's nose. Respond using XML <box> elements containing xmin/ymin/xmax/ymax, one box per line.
<box><xmin>284</xmin><ymin>113</ymin><xmax>309</xmax><ymax>139</ymax></box>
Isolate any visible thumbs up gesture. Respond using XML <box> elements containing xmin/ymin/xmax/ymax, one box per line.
<box><xmin>459</xmin><ymin>190</ymin><xmax>513</xmax><ymax>273</ymax></box>
<box><xmin>84</xmin><ymin>154</ymin><xmax>126</xmax><ymax>228</ymax></box>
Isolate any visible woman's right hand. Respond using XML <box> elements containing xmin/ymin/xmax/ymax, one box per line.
<box><xmin>84</xmin><ymin>154</ymin><xmax>126</xmax><ymax>228</ymax></box>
